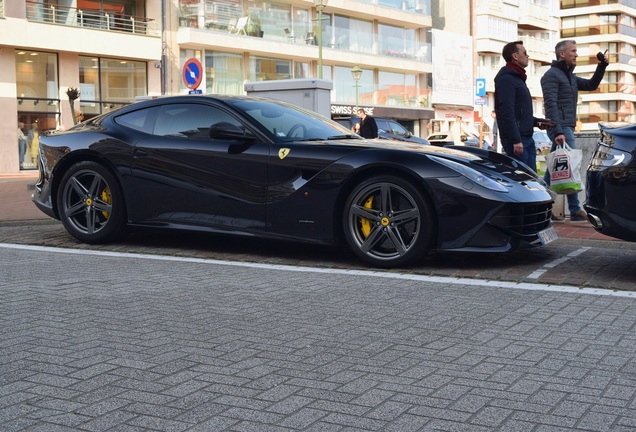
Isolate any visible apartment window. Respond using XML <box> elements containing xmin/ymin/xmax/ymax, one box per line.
<box><xmin>250</xmin><ymin>57</ymin><xmax>291</xmax><ymax>81</ymax></box>
<box><xmin>600</xmin><ymin>14</ymin><xmax>618</xmax><ymax>34</ymax></box>
<box><xmin>205</xmin><ymin>52</ymin><xmax>244</xmax><ymax>94</ymax></box>
<box><xmin>379</xmin><ymin>24</ymin><xmax>416</xmax><ymax>58</ymax></box>
<box><xmin>79</xmin><ymin>56</ymin><xmax>147</xmax><ymax>116</ymax></box>
<box><xmin>332</xmin><ymin>15</ymin><xmax>373</xmax><ymax>53</ymax></box>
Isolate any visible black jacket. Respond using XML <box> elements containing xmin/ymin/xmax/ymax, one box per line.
<box><xmin>359</xmin><ymin>115</ymin><xmax>378</xmax><ymax>139</ymax></box>
<box><xmin>494</xmin><ymin>65</ymin><xmax>538</xmax><ymax>155</ymax></box>
<box><xmin>541</xmin><ymin>60</ymin><xmax>607</xmax><ymax>136</ymax></box>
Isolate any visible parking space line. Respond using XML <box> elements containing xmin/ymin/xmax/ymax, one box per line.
<box><xmin>2</xmin><ymin>243</ymin><xmax>633</xmax><ymax>298</ymax></box>
<box><xmin>526</xmin><ymin>246</ymin><xmax>591</xmax><ymax>280</ymax></box>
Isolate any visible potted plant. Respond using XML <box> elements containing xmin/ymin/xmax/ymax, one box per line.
<box><xmin>247</xmin><ymin>15</ymin><xmax>262</xmax><ymax>37</ymax></box>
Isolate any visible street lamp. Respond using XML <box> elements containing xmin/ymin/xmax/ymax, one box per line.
<box><xmin>314</xmin><ymin>0</ymin><xmax>328</xmax><ymax>79</ymax></box>
<box><xmin>351</xmin><ymin>64</ymin><xmax>362</xmax><ymax>113</ymax></box>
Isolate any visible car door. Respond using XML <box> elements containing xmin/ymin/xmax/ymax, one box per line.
<box><xmin>125</xmin><ymin>101</ymin><xmax>269</xmax><ymax>232</ymax></box>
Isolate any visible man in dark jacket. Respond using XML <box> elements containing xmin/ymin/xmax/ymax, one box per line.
<box><xmin>494</xmin><ymin>41</ymin><xmax>548</xmax><ymax>170</ymax></box>
<box><xmin>541</xmin><ymin>39</ymin><xmax>608</xmax><ymax>222</ymax></box>
<box><xmin>357</xmin><ymin>108</ymin><xmax>378</xmax><ymax>139</ymax></box>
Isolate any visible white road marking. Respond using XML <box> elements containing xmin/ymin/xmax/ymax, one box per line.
<box><xmin>2</xmin><ymin>243</ymin><xmax>633</xmax><ymax>298</ymax></box>
<box><xmin>526</xmin><ymin>247</ymin><xmax>591</xmax><ymax>279</ymax></box>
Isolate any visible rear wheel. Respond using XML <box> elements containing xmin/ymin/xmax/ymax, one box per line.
<box><xmin>56</xmin><ymin>161</ymin><xmax>127</xmax><ymax>244</ymax></box>
<box><xmin>343</xmin><ymin>176</ymin><xmax>434</xmax><ymax>268</ymax></box>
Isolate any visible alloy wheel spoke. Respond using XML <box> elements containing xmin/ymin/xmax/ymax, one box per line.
<box><xmin>65</xmin><ymin>200</ymin><xmax>86</xmax><ymax>218</ymax></box>
<box><xmin>87</xmin><ymin>175</ymin><xmax>103</xmax><ymax>197</ymax></box>
<box><xmin>359</xmin><ymin>226</ymin><xmax>384</xmax><ymax>253</ymax></box>
<box><xmin>391</xmin><ymin>207</ymin><xmax>419</xmax><ymax>224</ymax></box>
<box><xmin>380</xmin><ymin>184</ymin><xmax>392</xmax><ymax>214</ymax></box>
<box><xmin>351</xmin><ymin>203</ymin><xmax>380</xmax><ymax>222</ymax></box>
<box><xmin>92</xmin><ymin>198</ymin><xmax>112</xmax><ymax>214</ymax></box>
<box><xmin>385</xmin><ymin>226</ymin><xmax>408</xmax><ymax>256</ymax></box>
<box><xmin>85</xmin><ymin>205</ymin><xmax>97</xmax><ymax>234</ymax></box>
<box><xmin>70</xmin><ymin>176</ymin><xmax>89</xmax><ymax>198</ymax></box>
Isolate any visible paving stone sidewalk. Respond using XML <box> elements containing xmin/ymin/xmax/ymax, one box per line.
<box><xmin>2</xmin><ymin>246</ymin><xmax>636</xmax><ymax>431</ymax></box>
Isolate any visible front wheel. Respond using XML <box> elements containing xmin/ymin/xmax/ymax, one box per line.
<box><xmin>56</xmin><ymin>161</ymin><xmax>127</xmax><ymax>244</ymax></box>
<box><xmin>343</xmin><ymin>176</ymin><xmax>434</xmax><ymax>268</ymax></box>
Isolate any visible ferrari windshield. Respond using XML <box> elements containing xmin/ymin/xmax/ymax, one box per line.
<box><xmin>227</xmin><ymin>99</ymin><xmax>360</xmax><ymax>142</ymax></box>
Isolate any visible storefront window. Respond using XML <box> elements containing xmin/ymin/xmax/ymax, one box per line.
<box><xmin>79</xmin><ymin>56</ymin><xmax>147</xmax><ymax>117</ymax></box>
<box><xmin>16</xmin><ymin>49</ymin><xmax>59</xmax><ymax>169</ymax></box>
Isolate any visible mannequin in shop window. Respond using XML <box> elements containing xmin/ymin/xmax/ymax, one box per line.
<box><xmin>28</xmin><ymin>121</ymin><xmax>39</xmax><ymax>167</ymax></box>
<box><xmin>18</xmin><ymin>121</ymin><xmax>27</xmax><ymax>169</ymax></box>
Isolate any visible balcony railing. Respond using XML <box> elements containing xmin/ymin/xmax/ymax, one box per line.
<box><xmin>561</xmin><ymin>0</ymin><xmax>636</xmax><ymax>9</ymax></box>
<box><xmin>26</xmin><ymin>1</ymin><xmax>158</xmax><ymax>36</ymax></box>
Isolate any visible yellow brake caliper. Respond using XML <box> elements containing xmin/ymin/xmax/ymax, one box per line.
<box><xmin>100</xmin><ymin>187</ymin><xmax>111</xmax><ymax>219</ymax></box>
<box><xmin>360</xmin><ymin>196</ymin><xmax>374</xmax><ymax>238</ymax></box>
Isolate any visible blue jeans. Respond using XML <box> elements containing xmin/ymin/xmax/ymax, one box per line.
<box><xmin>504</xmin><ymin>136</ymin><xmax>536</xmax><ymax>173</ymax></box>
<box><xmin>18</xmin><ymin>138</ymin><xmax>27</xmax><ymax>165</ymax></box>
<box><xmin>543</xmin><ymin>126</ymin><xmax>581</xmax><ymax>214</ymax></box>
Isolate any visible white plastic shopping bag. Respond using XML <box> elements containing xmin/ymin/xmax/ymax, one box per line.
<box><xmin>545</xmin><ymin>143</ymin><xmax>583</xmax><ymax>195</ymax></box>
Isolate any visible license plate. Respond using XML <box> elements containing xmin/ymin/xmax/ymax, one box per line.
<box><xmin>537</xmin><ymin>226</ymin><xmax>559</xmax><ymax>245</ymax></box>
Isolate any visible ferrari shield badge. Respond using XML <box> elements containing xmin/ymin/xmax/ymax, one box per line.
<box><xmin>278</xmin><ymin>148</ymin><xmax>290</xmax><ymax>160</ymax></box>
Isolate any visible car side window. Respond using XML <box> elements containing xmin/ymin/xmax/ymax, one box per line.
<box><xmin>376</xmin><ymin>119</ymin><xmax>389</xmax><ymax>133</ymax></box>
<box><xmin>152</xmin><ymin>103</ymin><xmax>241</xmax><ymax>139</ymax></box>
<box><xmin>114</xmin><ymin>107</ymin><xmax>156</xmax><ymax>134</ymax></box>
<box><xmin>389</xmin><ymin>121</ymin><xmax>408</xmax><ymax>137</ymax></box>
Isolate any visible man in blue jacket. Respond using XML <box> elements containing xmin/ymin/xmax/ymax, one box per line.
<box><xmin>494</xmin><ymin>41</ymin><xmax>550</xmax><ymax>171</ymax></box>
<box><xmin>541</xmin><ymin>39</ymin><xmax>608</xmax><ymax>222</ymax></box>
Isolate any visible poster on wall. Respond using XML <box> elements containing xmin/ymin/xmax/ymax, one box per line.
<box><xmin>430</xmin><ymin>29</ymin><xmax>474</xmax><ymax>108</ymax></box>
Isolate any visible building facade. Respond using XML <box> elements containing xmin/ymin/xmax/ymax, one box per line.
<box><xmin>2</xmin><ymin>0</ymin><xmax>630</xmax><ymax>174</ymax></box>
<box><xmin>559</xmin><ymin>0</ymin><xmax>636</xmax><ymax>127</ymax></box>
<box><xmin>0</xmin><ymin>0</ymin><xmax>163</xmax><ymax>173</ymax></box>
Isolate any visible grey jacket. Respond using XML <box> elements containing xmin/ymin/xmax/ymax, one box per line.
<box><xmin>540</xmin><ymin>60</ymin><xmax>607</xmax><ymax>137</ymax></box>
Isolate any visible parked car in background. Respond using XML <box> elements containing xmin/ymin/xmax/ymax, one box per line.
<box><xmin>427</xmin><ymin>131</ymin><xmax>485</xmax><ymax>149</ymax></box>
<box><xmin>533</xmin><ymin>129</ymin><xmax>552</xmax><ymax>155</ymax></box>
<box><xmin>344</xmin><ymin>117</ymin><xmax>429</xmax><ymax>144</ymax></box>
<box><xmin>375</xmin><ymin>117</ymin><xmax>429</xmax><ymax>144</ymax></box>
<box><xmin>33</xmin><ymin>95</ymin><xmax>556</xmax><ymax>268</ymax></box>
<box><xmin>585</xmin><ymin>121</ymin><xmax>636</xmax><ymax>242</ymax></box>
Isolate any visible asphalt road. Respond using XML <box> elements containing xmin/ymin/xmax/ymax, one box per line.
<box><xmin>3</xmin><ymin>243</ymin><xmax>636</xmax><ymax>431</ymax></box>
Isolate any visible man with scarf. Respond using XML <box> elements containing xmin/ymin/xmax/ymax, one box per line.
<box><xmin>541</xmin><ymin>39</ymin><xmax>608</xmax><ymax>222</ymax></box>
<box><xmin>494</xmin><ymin>41</ymin><xmax>551</xmax><ymax>171</ymax></box>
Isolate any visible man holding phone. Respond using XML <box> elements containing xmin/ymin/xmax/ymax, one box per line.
<box><xmin>540</xmin><ymin>39</ymin><xmax>609</xmax><ymax>222</ymax></box>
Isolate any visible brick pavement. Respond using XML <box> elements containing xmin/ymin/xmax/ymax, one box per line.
<box><xmin>2</xmin><ymin>173</ymin><xmax>636</xmax><ymax>431</ymax></box>
<box><xmin>2</xmin><ymin>246</ymin><xmax>636</xmax><ymax>431</ymax></box>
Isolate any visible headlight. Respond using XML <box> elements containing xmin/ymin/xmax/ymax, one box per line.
<box><xmin>590</xmin><ymin>142</ymin><xmax>631</xmax><ymax>168</ymax></box>
<box><xmin>429</xmin><ymin>155</ymin><xmax>508</xmax><ymax>192</ymax></box>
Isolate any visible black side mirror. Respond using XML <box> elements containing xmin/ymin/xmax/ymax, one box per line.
<box><xmin>209</xmin><ymin>122</ymin><xmax>255</xmax><ymax>141</ymax></box>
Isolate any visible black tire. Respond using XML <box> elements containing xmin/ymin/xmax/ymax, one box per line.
<box><xmin>343</xmin><ymin>175</ymin><xmax>434</xmax><ymax>268</ymax></box>
<box><xmin>56</xmin><ymin>161</ymin><xmax>127</xmax><ymax>244</ymax></box>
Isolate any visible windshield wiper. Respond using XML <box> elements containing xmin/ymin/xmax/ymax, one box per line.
<box><xmin>327</xmin><ymin>134</ymin><xmax>359</xmax><ymax>140</ymax></box>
